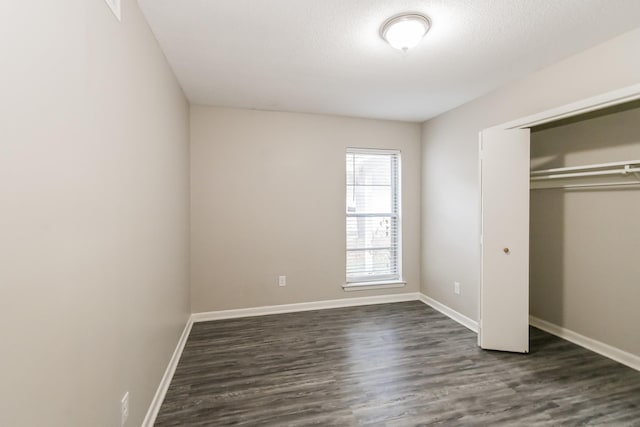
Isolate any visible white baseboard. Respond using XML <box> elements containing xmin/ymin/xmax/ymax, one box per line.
<box><xmin>144</xmin><ymin>293</ymin><xmax>419</xmax><ymax>424</ymax></box>
<box><xmin>142</xmin><ymin>292</ymin><xmax>479</xmax><ymax>425</ymax></box>
<box><xmin>410</xmin><ymin>297</ymin><xmax>640</xmax><ymax>371</ymax></box>
<box><xmin>192</xmin><ymin>292</ymin><xmax>421</xmax><ymax>322</ymax></box>
<box><xmin>142</xmin><ymin>316</ymin><xmax>194</xmax><ymax>427</ymax></box>
<box><xmin>529</xmin><ymin>316</ymin><xmax>640</xmax><ymax>372</ymax></box>
<box><xmin>142</xmin><ymin>296</ymin><xmax>639</xmax><ymax>427</ymax></box>
<box><xmin>142</xmin><ymin>292</ymin><xmax>478</xmax><ymax>427</ymax></box>
<box><xmin>418</xmin><ymin>293</ymin><xmax>479</xmax><ymax>333</ymax></box>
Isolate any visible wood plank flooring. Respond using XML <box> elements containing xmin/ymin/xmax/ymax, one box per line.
<box><xmin>155</xmin><ymin>301</ymin><xmax>640</xmax><ymax>426</ymax></box>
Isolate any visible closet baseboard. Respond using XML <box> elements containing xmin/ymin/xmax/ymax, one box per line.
<box><xmin>418</xmin><ymin>293</ymin><xmax>479</xmax><ymax>333</ymax></box>
<box><xmin>530</xmin><ymin>316</ymin><xmax>640</xmax><ymax>372</ymax></box>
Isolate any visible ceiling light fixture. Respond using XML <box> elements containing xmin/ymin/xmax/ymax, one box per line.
<box><xmin>380</xmin><ymin>13</ymin><xmax>431</xmax><ymax>52</ymax></box>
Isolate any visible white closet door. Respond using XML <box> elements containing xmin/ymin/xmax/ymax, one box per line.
<box><xmin>479</xmin><ymin>127</ymin><xmax>530</xmax><ymax>353</ymax></box>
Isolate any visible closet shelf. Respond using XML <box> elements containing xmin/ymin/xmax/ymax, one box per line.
<box><xmin>530</xmin><ymin>160</ymin><xmax>640</xmax><ymax>190</ymax></box>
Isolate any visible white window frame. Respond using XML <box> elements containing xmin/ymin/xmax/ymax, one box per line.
<box><xmin>344</xmin><ymin>148</ymin><xmax>404</xmax><ymax>290</ymax></box>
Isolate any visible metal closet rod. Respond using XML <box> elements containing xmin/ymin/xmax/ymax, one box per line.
<box><xmin>530</xmin><ymin>160</ymin><xmax>640</xmax><ymax>181</ymax></box>
<box><xmin>531</xmin><ymin>181</ymin><xmax>640</xmax><ymax>190</ymax></box>
<box><xmin>531</xmin><ymin>167</ymin><xmax>640</xmax><ymax>181</ymax></box>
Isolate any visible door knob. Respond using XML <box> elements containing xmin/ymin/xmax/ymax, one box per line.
<box><xmin>503</xmin><ymin>247</ymin><xmax>510</xmax><ymax>254</ymax></box>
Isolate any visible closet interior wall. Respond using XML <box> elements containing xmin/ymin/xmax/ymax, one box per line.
<box><xmin>529</xmin><ymin>101</ymin><xmax>640</xmax><ymax>356</ymax></box>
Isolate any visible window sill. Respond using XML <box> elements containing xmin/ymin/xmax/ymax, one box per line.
<box><xmin>342</xmin><ymin>281</ymin><xmax>406</xmax><ymax>292</ymax></box>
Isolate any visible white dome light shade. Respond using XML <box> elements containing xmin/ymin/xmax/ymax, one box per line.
<box><xmin>381</xmin><ymin>14</ymin><xmax>431</xmax><ymax>51</ymax></box>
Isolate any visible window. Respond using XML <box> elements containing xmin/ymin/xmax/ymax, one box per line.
<box><xmin>346</xmin><ymin>149</ymin><xmax>401</xmax><ymax>284</ymax></box>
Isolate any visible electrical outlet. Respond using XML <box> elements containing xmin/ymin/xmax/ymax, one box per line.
<box><xmin>120</xmin><ymin>391</ymin><xmax>129</xmax><ymax>426</ymax></box>
<box><xmin>279</xmin><ymin>275</ymin><xmax>286</xmax><ymax>287</ymax></box>
<box><xmin>454</xmin><ymin>282</ymin><xmax>461</xmax><ymax>295</ymax></box>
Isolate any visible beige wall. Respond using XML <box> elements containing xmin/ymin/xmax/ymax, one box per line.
<box><xmin>421</xmin><ymin>28</ymin><xmax>640</xmax><ymax>322</ymax></box>
<box><xmin>530</xmin><ymin>105</ymin><xmax>640</xmax><ymax>356</ymax></box>
<box><xmin>191</xmin><ymin>106</ymin><xmax>421</xmax><ymax>312</ymax></box>
<box><xmin>0</xmin><ymin>1</ymin><xmax>190</xmax><ymax>426</ymax></box>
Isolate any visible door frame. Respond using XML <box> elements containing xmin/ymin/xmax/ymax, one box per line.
<box><xmin>500</xmin><ymin>83</ymin><xmax>640</xmax><ymax>131</ymax></box>
<box><xmin>478</xmin><ymin>82</ymin><xmax>640</xmax><ymax>349</ymax></box>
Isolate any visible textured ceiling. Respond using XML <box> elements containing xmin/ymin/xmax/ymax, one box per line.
<box><xmin>138</xmin><ymin>0</ymin><xmax>640</xmax><ymax>122</ymax></box>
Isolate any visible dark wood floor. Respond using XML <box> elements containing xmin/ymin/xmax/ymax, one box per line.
<box><xmin>155</xmin><ymin>301</ymin><xmax>640</xmax><ymax>426</ymax></box>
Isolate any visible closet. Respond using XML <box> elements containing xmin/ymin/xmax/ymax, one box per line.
<box><xmin>478</xmin><ymin>92</ymin><xmax>640</xmax><ymax>356</ymax></box>
<box><xmin>529</xmin><ymin>102</ymin><xmax>640</xmax><ymax>357</ymax></box>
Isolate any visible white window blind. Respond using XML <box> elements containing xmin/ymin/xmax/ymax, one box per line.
<box><xmin>346</xmin><ymin>149</ymin><xmax>401</xmax><ymax>283</ymax></box>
